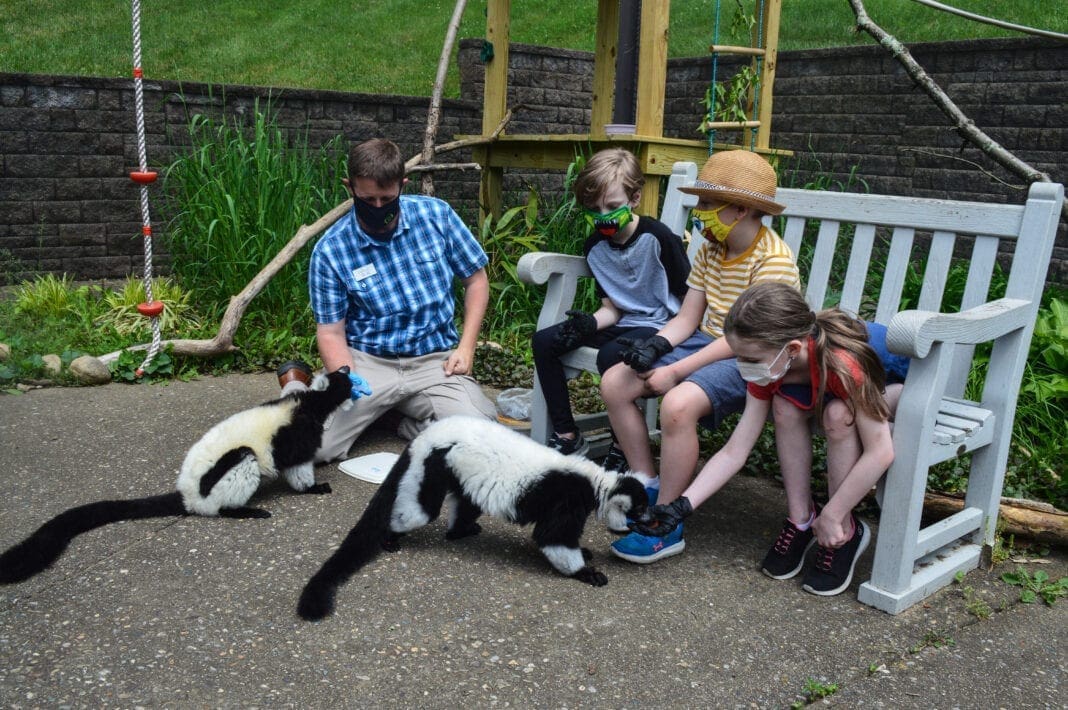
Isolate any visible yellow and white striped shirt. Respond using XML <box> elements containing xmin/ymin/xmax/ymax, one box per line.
<box><xmin>687</xmin><ymin>225</ymin><xmax>800</xmax><ymax>338</ymax></box>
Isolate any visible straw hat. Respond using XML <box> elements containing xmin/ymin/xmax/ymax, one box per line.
<box><xmin>678</xmin><ymin>150</ymin><xmax>784</xmax><ymax>215</ymax></box>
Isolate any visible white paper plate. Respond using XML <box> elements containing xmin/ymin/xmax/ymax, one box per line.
<box><xmin>338</xmin><ymin>452</ymin><xmax>399</xmax><ymax>484</ymax></box>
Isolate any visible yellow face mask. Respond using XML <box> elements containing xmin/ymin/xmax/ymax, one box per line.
<box><xmin>691</xmin><ymin>204</ymin><xmax>738</xmax><ymax>243</ymax></box>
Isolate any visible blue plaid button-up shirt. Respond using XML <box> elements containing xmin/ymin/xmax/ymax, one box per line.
<box><xmin>309</xmin><ymin>195</ymin><xmax>488</xmax><ymax>356</ymax></box>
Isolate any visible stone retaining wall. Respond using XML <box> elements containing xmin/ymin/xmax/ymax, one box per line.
<box><xmin>1</xmin><ymin>36</ymin><xmax>1064</xmax><ymax>284</ymax></box>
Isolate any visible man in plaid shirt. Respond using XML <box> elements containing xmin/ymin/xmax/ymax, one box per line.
<box><xmin>278</xmin><ymin>138</ymin><xmax>495</xmax><ymax>461</ymax></box>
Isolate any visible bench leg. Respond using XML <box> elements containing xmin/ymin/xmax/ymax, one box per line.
<box><xmin>529</xmin><ymin>371</ymin><xmax>551</xmax><ymax>446</ymax></box>
<box><xmin>857</xmin><ymin>344</ymin><xmax>981</xmax><ymax>614</ymax></box>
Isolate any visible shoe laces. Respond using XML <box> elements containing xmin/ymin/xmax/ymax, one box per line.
<box><xmin>814</xmin><ymin>544</ymin><xmax>836</xmax><ymax>571</ymax></box>
<box><xmin>773</xmin><ymin>522</ymin><xmax>799</xmax><ymax>554</ymax></box>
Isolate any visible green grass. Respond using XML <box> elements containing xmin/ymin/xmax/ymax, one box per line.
<box><xmin>2</xmin><ymin>1</ymin><xmax>1063</xmax><ymax>96</ymax></box>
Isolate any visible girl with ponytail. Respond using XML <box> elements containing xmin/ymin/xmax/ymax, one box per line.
<box><xmin>631</xmin><ymin>282</ymin><xmax>910</xmax><ymax>596</ymax></box>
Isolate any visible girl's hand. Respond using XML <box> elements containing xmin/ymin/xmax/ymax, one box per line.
<box><xmin>812</xmin><ymin>511</ymin><xmax>852</xmax><ymax>549</ymax></box>
<box><xmin>628</xmin><ymin>496</ymin><xmax>692</xmax><ymax>537</ymax></box>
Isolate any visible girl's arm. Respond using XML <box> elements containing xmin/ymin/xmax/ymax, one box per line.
<box><xmin>814</xmin><ymin>410</ymin><xmax>896</xmax><ymax>548</ymax></box>
<box><xmin>632</xmin><ymin>394</ymin><xmax>769</xmax><ymax>536</ymax></box>
<box><xmin>681</xmin><ymin>394</ymin><xmax>771</xmax><ymax>508</ymax></box>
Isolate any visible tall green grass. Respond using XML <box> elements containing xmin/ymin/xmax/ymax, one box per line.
<box><xmin>163</xmin><ymin>101</ymin><xmax>349</xmax><ymax>324</ymax></box>
<box><xmin>3</xmin><ymin>1</ymin><xmax>1061</xmax><ymax>97</ymax></box>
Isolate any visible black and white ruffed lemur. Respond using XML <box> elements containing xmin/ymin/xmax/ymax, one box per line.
<box><xmin>297</xmin><ymin>416</ymin><xmax>650</xmax><ymax>621</ymax></box>
<box><xmin>0</xmin><ymin>368</ymin><xmax>354</xmax><ymax>584</ymax></box>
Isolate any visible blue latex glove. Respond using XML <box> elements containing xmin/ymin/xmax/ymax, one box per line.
<box><xmin>348</xmin><ymin>371</ymin><xmax>372</xmax><ymax>400</ymax></box>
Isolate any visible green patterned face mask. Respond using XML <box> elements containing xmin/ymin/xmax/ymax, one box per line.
<box><xmin>583</xmin><ymin>204</ymin><xmax>634</xmax><ymax>237</ymax></box>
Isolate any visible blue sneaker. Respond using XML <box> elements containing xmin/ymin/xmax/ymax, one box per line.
<box><xmin>610</xmin><ymin>523</ymin><xmax>685</xmax><ymax>564</ymax></box>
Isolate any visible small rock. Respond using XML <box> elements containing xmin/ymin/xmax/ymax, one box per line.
<box><xmin>42</xmin><ymin>353</ymin><xmax>62</xmax><ymax>376</ymax></box>
<box><xmin>70</xmin><ymin>355</ymin><xmax>112</xmax><ymax>385</ymax></box>
<box><xmin>0</xmin><ymin>342</ymin><xmax>10</xmax><ymax>360</ymax></box>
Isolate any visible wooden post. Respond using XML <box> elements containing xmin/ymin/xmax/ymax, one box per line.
<box><xmin>754</xmin><ymin>0</ymin><xmax>782</xmax><ymax>150</ymax></box>
<box><xmin>633</xmin><ymin>0</ymin><xmax>670</xmax><ymax>216</ymax></box>
<box><xmin>479</xmin><ymin>0</ymin><xmax>511</xmax><ymax>220</ymax></box>
<box><xmin>590</xmin><ymin>0</ymin><xmax>620</xmax><ymax>140</ymax></box>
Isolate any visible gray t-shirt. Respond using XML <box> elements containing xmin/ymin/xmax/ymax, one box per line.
<box><xmin>583</xmin><ymin>215</ymin><xmax>691</xmax><ymax>329</ymax></box>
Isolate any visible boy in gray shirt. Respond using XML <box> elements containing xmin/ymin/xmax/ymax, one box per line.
<box><xmin>531</xmin><ymin>148</ymin><xmax>690</xmax><ymax>464</ymax></box>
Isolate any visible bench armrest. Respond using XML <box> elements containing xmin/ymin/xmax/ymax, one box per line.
<box><xmin>886</xmin><ymin>298</ymin><xmax>1032</xmax><ymax>358</ymax></box>
<box><xmin>517</xmin><ymin>251</ymin><xmax>594</xmax><ymax>330</ymax></box>
<box><xmin>517</xmin><ymin>251</ymin><xmax>591</xmax><ymax>285</ymax></box>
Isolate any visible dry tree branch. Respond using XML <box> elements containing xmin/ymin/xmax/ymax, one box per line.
<box><xmin>847</xmin><ymin>0</ymin><xmax>1054</xmax><ymax>189</ymax></box>
<box><xmin>420</xmin><ymin>0</ymin><xmax>469</xmax><ymax>196</ymax></box>
<box><xmin>899</xmin><ymin>148</ymin><xmax>1026</xmax><ymax>189</ymax></box>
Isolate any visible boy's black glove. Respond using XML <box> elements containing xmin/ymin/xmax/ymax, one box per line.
<box><xmin>617</xmin><ymin>335</ymin><xmax>673</xmax><ymax>372</ymax></box>
<box><xmin>552</xmin><ymin>310</ymin><xmax>598</xmax><ymax>351</ymax></box>
<box><xmin>628</xmin><ymin>496</ymin><xmax>692</xmax><ymax>537</ymax></box>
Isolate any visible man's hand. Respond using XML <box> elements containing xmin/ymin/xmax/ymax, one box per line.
<box><xmin>444</xmin><ymin>346</ymin><xmax>474</xmax><ymax>376</ymax></box>
<box><xmin>628</xmin><ymin>496</ymin><xmax>692</xmax><ymax>537</ymax></box>
<box><xmin>617</xmin><ymin>335</ymin><xmax>673</xmax><ymax>372</ymax></box>
<box><xmin>552</xmin><ymin>310</ymin><xmax>598</xmax><ymax>351</ymax></box>
<box><xmin>348</xmin><ymin>371</ymin><xmax>372</xmax><ymax>400</ymax></box>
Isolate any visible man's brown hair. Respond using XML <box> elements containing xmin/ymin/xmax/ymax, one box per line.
<box><xmin>348</xmin><ymin>138</ymin><xmax>405</xmax><ymax>186</ymax></box>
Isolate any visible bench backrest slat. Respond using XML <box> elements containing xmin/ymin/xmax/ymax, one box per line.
<box><xmin>840</xmin><ymin>223</ymin><xmax>877</xmax><ymax>316</ymax></box>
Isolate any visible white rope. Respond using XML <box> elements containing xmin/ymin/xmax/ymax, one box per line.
<box><xmin>130</xmin><ymin>0</ymin><xmax>162</xmax><ymax>375</ymax></box>
<box><xmin>909</xmin><ymin>0</ymin><xmax>1068</xmax><ymax>41</ymax></box>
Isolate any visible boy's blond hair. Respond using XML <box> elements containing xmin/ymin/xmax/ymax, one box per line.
<box><xmin>572</xmin><ymin>148</ymin><xmax>643</xmax><ymax>209</ymax></box>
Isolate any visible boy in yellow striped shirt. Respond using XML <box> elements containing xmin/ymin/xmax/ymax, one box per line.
<box><xmin>603</xmin><ymin>149</ymin><xmax>800</xmax><ymax>563</ymax></box>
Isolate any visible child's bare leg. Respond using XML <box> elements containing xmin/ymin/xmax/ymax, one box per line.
<box><xmin>772</xmin><ymin>395</ymin><xmax>815</xmax><ymax>523</ymax></box>
<box><xmin>602</xmin><ymin>363</ymin><xmax>656</xmax><ymax>475</ymax></box>
<box><xmin>822</xmin><ymin>399</ymin><xmax>862</xmax><ymax>499</ymax></box>
<box><xmin>658</xmin><ymin>383</ymin><xmax>712</xmax><ymax>502</ymax></box>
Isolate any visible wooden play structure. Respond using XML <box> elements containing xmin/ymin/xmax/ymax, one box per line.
<box><xmin>470</xmin><ymin>0</ymin><xmax>786</xmax><ymax>219</ymax></box>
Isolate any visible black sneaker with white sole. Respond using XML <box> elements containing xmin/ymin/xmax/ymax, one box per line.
<box><xmin>801</xmin><ymin>516</ymin><xmax>870</xmax><ymax>596</ymax></box>
<box><xmin>761</xmin><ymin>517</ymin><xmax>816</xmax><ymax>580</ymax></box>
<box><xmin>547</xmin><ymin>431</ymin><xmax>589</xmax><ymax>457</ymax></box>
<box><xmin>601</xmin><ymin>444</ymin><xmax>628</xmax><ymax>473</ymax></box>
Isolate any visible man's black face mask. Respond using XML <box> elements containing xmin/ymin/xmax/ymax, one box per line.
<box><xmin>353</xmin><ymin>194</ymin><xmax>400</xmax><ymax>238</ymax></box>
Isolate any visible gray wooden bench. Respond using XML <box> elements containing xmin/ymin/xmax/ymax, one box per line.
<box><xmin>517</xmin><ymin>159</ymin><xmax>1064</xmax><ymax>614</ymax></box>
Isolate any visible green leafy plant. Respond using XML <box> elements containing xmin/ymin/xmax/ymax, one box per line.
<box><xmin>12</xmin><ymin>273</ymin><xmax>80</xmax><ymax>319</ymax></box>
<box><xmin>110</xmin><ymin>349</ymin><xmax>175</xmax><ymax>383</ymax></box>
<box><xmin>698</xmin><ymin>65</ymin><xmax>760</xmax><ymax>132</ymax></box>
<box><xmin>1000</xmin><ymin>568</ymin><xmax>1068</xmax><ymax>605</ymax></box>
<box><xmin>953</xmin><ymin>571</ymin><xmax>993</xmax><ymax>620</ymax></box>
<box><xmin>909</xmin><ymin>629</ymin><xmax>956</xmax><ymax>653</ymax></box>
<box><xmin>96</xmin><ymin>276</ymin><xmax>203</xmax><ymax>336</ymax></box>
<box><xmin>164</xmin><ymin>100</ymin><xmax>349</xmax><ymax>323</ymax></box>
<box><xmin>790</xmin><ymin>677</ymin><xmax>839</xmax><ymax>708</ymax></box>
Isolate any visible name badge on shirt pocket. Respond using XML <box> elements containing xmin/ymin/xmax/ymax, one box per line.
<box><xmin>352</xmin><ymin>263</ymin><xmax>377</xmax><ymax>282</ymax></box>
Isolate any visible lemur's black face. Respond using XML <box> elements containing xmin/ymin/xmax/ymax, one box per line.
<box><xmin>323</xmin><ymin>367</ymin><xmax>353</xmax><ymax>405</ymax></box>
<box><xmin>604</xmin><ymin>476</ymin><xmax>650</xmax><ymax>531</ymax></box>
<box><xmin>619</xmin><ymin>476</ymin><xmax>651</xmax><ymax>520</ymax></box>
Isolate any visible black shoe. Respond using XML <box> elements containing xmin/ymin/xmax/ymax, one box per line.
<box><xmin>547</xmin><ymin>431</ymin><xmax>589</xmax><ymax>457</ymax></box>
<box><xmin>761</xmin><ymin>516</ymin><xmax>816</xmax><ymax>580</ymax></box>
<box><xmin>277</xmin><ymin>360</ymin><xmax>312</xmax><ymax>389</ymax></box>
<box><xmin>801</xmin><ymin>516</ymin><xmax>870</xmax><ymax>596</ymax></box>
<box><xmin>601</xmin><ymin>444</ymin><xmax>628</xmax><ymax>473</ymax></box>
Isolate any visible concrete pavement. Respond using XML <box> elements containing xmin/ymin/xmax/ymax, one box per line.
<box><xmin>1</xmin><ymin>373</ymin><xmax>1065</xmax><ymax>707</ymax></box>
